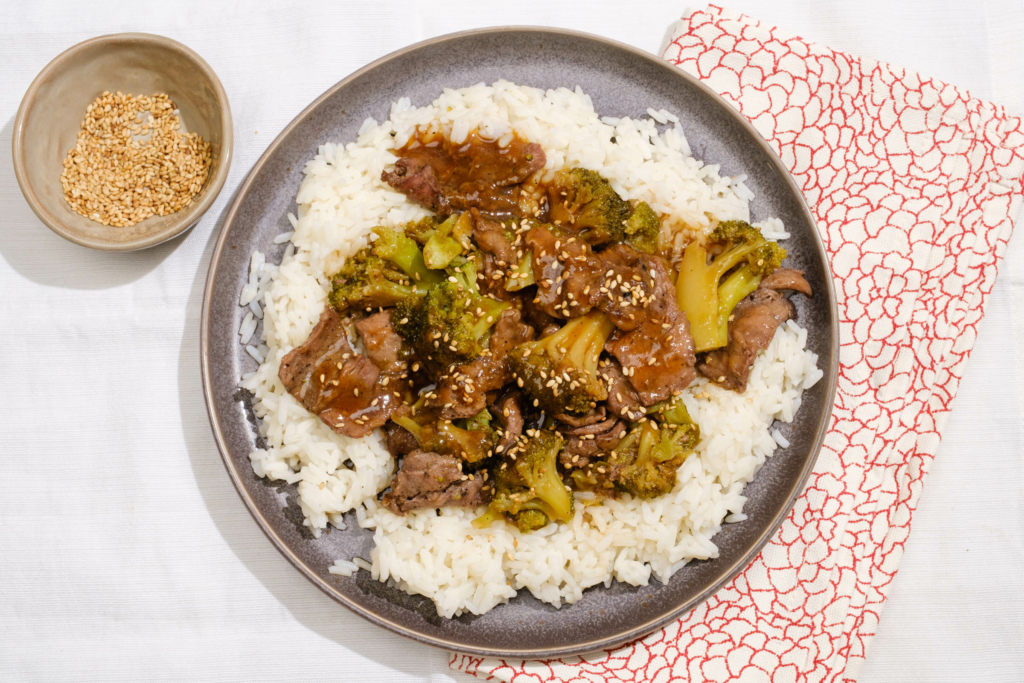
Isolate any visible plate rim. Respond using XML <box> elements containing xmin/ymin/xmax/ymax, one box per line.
<box><xmin>200</xmin><ymin>24</ymin><xmax>840</xmax><ymax>658</ymax></box>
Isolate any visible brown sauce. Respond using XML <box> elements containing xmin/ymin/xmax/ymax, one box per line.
<box><xmin>394</xmin><ymin>131</ymin><xmax>544</xmax><ymax>217</ymax></box>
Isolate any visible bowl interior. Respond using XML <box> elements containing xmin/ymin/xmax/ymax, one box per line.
<box><xmin>203</xmin><ymin>28</ymin><xmax>838</xmax><ymax>657</ymax></box>
<box><xmin>15</xmin><ymin>34</ymin><xmax>230</xmax><ymax>250</ymax></box>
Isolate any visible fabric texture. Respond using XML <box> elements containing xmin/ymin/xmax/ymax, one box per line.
<box><xmin>450</xmin><ymin>6</ymin><xmax>1024</xmax><ymax>682</ymax></box>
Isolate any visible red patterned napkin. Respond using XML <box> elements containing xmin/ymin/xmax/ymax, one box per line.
<box><xmin>451</xmin><ymin>6</ymin><xmax>1024</xmax><ymax>681</ymax></box>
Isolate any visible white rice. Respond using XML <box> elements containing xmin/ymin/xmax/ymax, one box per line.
<box><xmin>238</xmin><ymin>81</ymin><xmax>821</xmax><ymax>617</ymax></box>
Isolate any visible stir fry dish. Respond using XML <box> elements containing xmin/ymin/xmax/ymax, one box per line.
<box><xmin>277</xmin><ymin>130</ymin><xmax>812</xmax><ymax>533</ymax></box>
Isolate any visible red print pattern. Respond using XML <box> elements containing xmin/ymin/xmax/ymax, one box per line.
<box><xmin>452</xmin><ymin>6</ymin><xmax>1024</xmax><ymax>682</ymax></box>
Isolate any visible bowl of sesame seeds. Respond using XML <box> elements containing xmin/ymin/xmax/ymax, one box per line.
<box><xmin>12</xmin><ymin>32</ymin><xmax>232</xmax><ymax>251</ymax></box>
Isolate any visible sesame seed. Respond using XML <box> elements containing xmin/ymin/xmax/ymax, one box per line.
<box><xmin>60</xmin><ymin>92</ymin><xmax>212</xmax><ymax>227</ymax></box>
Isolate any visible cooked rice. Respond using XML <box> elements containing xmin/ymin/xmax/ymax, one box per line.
<box><xmin>238</xmin><ymin>81</ymin><xmax>821</xmax><ymax>617</ymax></box>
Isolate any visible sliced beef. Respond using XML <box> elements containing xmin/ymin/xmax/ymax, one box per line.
<box><xmin>384</xmin><ymin>420</ymin><xmax>419</xmax><ymax>457</ymax></box>
<box><xmin>381</xmin><ymin>450</ymin><xmax>490</xmax><ymax>514</ymax></box>
<box><xmin>381</xmin><ymin>133</ymin><xmax>546</xmax><ymax>218</ymax></box>
<box><xmin>478</xmin><ymin>252</ymin><xmax>518</xmax><ymax>302</ymax></box>
<box><xmin>318</xmin><ymin>380</ymin><xmax>404</xmax><ymax>438</ymax></box>
<box><xmin>471</xmin><ymin>209</ymin><xmax>516</xmax><ymax>264</ymax></box>
<box><xmin>381</xmin><ymin>158</ymin><xmax>444</xmax><ymax>213</ymax></box>
<box><xmin>428</xmin><ymin>308</ymin><xmax>534</xmax><ymax>419</ymax></box>
<box><xmin>355</xmin><ymin>309</ymin><xmax>406</xmax><ymax>372</ymax></box>
<box><xmin>759</xmin><ymin>268</ymin><xmax>813</xmax><ymax>297</ymax></box>
<box><xmin>600</xmin><ymin>359</ymin><xmax>646</xmax><ymax>421</ymax></box>
<box><xmin>593</xmin><ymin>244</ymin><xmax>668</xmax><ymax>332</ymax></box>
<box><xmin>525</xmin><ymin>226</ymin><xmax>654</xmax><ymax>331</ymax></box>
<box><xmin>526</xmin><ymin>224</ymin><xmax>604</xmax><ymax>320</ymax></box>
<box><xmin>553</xmin><ymin>406</ymin><xmax>608</xmax><ymax>428</ymax></box>
<box><xmin>472</xmin><ymin>211</ymin><xmax>521</xmax><ymax>300</ymax></box>
<box><xmin>697</xmin><ymin>288</ymin><xmax>796</xmax><ymax>392</ymax></box>
<box><xmin>558</xmin><ymin>418</ymin><xmax>628</xmax><ymax>468</ymax></box>
<box><xmin>278</xmin><ymin>307</ymin><xmax>402</xmax><ymax>438</ymax></box>
<box><xmin>560</xmin><ymin>415</ymin><xmax>620</xmax><ymax>437</ymax></box>
<box><xmin>605</xmin><ymin>315</ymin><xmax>697</xmax><ymax>406</ymax></box>
<box><xmin>602</xmin><ymin>247</ymin><xmax>696</xmax><ymax>404</ymax></box>
<box><xmin>278</xmin><ymin>307</ymin><xmax>353</xmax><ymax>399</ymax></box>
<box><xmin>491</xmin><ymin>391</ymin><xmax>524</xmax><ymax>455</ymax></box>
<box><xmin>522</xmin><ymin>294</ymin><xmax>560</xmax><ymax>335</ymax></box>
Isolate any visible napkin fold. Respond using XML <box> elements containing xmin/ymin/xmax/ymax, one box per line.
<box><xmin>451</xmin><ymin>6</ymin><xmax>1024</xmax><ymax>682</ymax></box>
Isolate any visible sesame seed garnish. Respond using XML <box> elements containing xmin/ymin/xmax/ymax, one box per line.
<box><xmin>59</xmin><ymin>92</ymin><xmax>212</xmax><ymax>227</ymax></box>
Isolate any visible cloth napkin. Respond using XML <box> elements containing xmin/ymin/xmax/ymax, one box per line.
<box><xmin>450</xmin><ymin>6</ymin><xmax>1024</xmax><ymax>682</ymax></box>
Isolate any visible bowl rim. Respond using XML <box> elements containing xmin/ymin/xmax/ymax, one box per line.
<box><xmin>201</xmin><ymin>25</ymin><xmax>840</xmax><ymax>658</ymax></box>
<box><xmin>11</xmin><ymin>31</ymin><xmax>234</xmax><ymax>252</ymax></box>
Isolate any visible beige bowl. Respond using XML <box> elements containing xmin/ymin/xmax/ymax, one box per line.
<box><xmin>12</xmin><ymin>33</ymin><xmax>233</xmax><ymax>251</ymax></box>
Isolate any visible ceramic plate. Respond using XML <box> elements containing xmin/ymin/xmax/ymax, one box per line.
<box><xmin>201</xmin><ymin>27</ymin><xmax>839</xmax><ymax>658</ymax></box>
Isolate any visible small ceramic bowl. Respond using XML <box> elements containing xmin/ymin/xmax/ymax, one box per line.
<box><xmin>12</xmin><ymin>33</ymin><xmax>233</xmax><ymax>251</ymax></box>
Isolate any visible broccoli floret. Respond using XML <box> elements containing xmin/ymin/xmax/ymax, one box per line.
<box><xmin>423</xmin><ymin>212</ymin><xmax>474</xmax><ymax>270</ymax></box>
<box><xmin>371</xmin><ymin>226</ymin><xmax>443</xmax><ymax>291</ymax></box>
<box><xmin>392</xmin><ymin>409</ymin><xmax>495</xmax><ymax>465</ymax></box>
<box><xmin>510</xmin><ymin>509</ymin><xmax>550</xmax><ymax>532</ymax></box>
<box><xmin>328</xmin><ymin>247</ymin><xmax>421</xmax><ymax>312</ymax></box>
<box><xmin>546</xmin><ymin>168</ymin><xmax>631</xmax><ymax>246</ymax></box>
<box><xmin>404</xmin><ymin>216</ymin><xmax>439</xmax><ymax>245</ymax></box>
<box><xmin>474</xmin><ymin>430</ymin><xmax>573</xmax><ymax>532</ymax></box>
<box><xmin>508</xmin><ymin>310</ymin><xmax>615</xmax><ymax>415</ymax></box>
<box><xmin>647</xmin><ymin>395</ymin><xmax>695</xmax><ymax>425</ymax></box>
<box><xmin>622</xmin><ymin>201</ymin><xmax>661</xmax><ymax>254</ymax></box>
<box><xmin>462</xmin><ymin>408</ymin><xmax>493</xmax><ymax>434</ymax></box>
<box><xmin>615</xmin><ymin>421</ymin><xmax>699</xmax><ymax>499</ymax></box>
<box><xmin>676</xmin><ymin>220</ymin><xmax>786</xmax><ymax>351</ymax></box>
<box><xmin>393</xmin><ymin>256</ymin><xmax>510</xmax><ymax>368</ymax></box>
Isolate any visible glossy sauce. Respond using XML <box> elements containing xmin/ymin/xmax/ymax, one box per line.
<box><xmin>395</xmin><ymin>131</ymin><xmax>543</xmax><ymax>217</ymax></box>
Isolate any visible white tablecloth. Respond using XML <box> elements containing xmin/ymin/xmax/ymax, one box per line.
<box><xmin>1</xmin><ymin>2</ymin><xmax>1021</xmax><ymax>681</ymax></box>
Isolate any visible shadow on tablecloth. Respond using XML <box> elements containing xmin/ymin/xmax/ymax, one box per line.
<box><xmin>0</xmin><ymin>116</ymin><xmax>179</xmax><ymax>289</ymax></box>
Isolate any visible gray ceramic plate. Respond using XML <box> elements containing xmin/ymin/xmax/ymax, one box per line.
<box><xmin>201</xmin><ymin>27</ymin><xmax>839</xmax><ymax>658</ymax></box>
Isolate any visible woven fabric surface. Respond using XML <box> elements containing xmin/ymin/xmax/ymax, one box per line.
<box><xmin>450</xmin><ymin>6</ymin><xmax>1024</xmax><ymax>682</ymax></box>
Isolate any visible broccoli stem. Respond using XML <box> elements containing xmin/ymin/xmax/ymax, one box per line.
<box><xmin>677</xmin><ymin>241</ymin><xmax>717</xmax><ymax>352</ymax></box>
<box><xmin>372</xmin><ymin>227</ymin><xmax>443</xmax><ymax>291</ymax></box>
<box><xmin>423</xmin><ymin>213</ymin><xmax>473</xmax><ymax>270</ymax></box>
<box><xmin>714</xmin><ymin>264</ymin><xmax>762</xmax><ymax>347</ymax></box>
<box><xmin>505</xmin><ymin>252</ymin><xmax>535</xmax><ymax>291</ymax></box>
<box><xmin>392</xmin><ymin>415</ymin><xmax>423</xmax><ymax>443</ymax></box>
<box><xmin>468</xmin><ymin>297</ymin><xmax>511</xmax><ymax>340</ymax></box>
<box><xmin>471</xmin><ymin>508</ymin><xmax>503</xmax><ymax>529</ymax></box>
<box><xmin>677</xmin><ymin>239</ymin><xmax>763</xmax><ymax>352</ymax></box>
<box><xmin>555</xmin><ymin>310</ymin><xmax>614</xmax><ymax>376</ymax></box>
<box><xmin>637</xmin><ymin>421</ymin><xmax>661</xmax><ymax>461</ymax></box>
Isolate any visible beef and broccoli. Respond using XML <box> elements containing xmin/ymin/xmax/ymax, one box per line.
<box><xmin>277</xmin><ymin>129</ymin><xmax>812</xmax><ymax>533</ymax></box>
